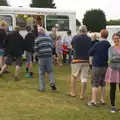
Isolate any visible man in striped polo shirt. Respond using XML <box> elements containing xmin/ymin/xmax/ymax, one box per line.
<box><xmin>34</xmin><ymin>27</ymin><xmax>56</xmax><ymax>92</ymax></box>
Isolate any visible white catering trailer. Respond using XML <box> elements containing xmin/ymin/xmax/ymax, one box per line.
<box><xmin>0</xmin><ymin>6</ymin><xmax>76</xmax><ymax>37</ymax></box>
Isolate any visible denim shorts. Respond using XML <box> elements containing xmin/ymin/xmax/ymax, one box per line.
<box><xmin>0</xmin><ymin>49</ymin><xmax>5</xmax><ymax>56</ymax></box>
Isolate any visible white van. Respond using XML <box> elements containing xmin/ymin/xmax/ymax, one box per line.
<box><xmin>0</xmin><ymin>6</ymin><xmax>76</xmax><ymax>37</ymax></box>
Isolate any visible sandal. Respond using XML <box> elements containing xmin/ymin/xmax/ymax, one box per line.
<box><xmin>66</xmin><ymin>93</ymin><xmax>76</xmax><ymax>97</ymax></box>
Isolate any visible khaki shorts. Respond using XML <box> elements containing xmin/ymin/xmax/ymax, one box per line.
<box><xmin>71</xmin><ymin>63</ymin><xmax>89</xmax><ymax>82</ymax></box>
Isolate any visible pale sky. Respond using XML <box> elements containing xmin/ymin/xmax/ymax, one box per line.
<box><xmin>9</xmin><ymin>0</ymin><xmax>120</xmax><ymax>21</ymax></box>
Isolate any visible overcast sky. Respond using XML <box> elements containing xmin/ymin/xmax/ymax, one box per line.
<box><xmin>9</xmin><ymin>0</ymin><xmax>120</xmax><ymax>21</ymax></box>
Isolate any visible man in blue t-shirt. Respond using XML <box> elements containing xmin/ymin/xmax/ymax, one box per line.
<box><xmin>69</xmin><ymin>25</ymin><xmax>91</xmax><ymax>99</ymax></box>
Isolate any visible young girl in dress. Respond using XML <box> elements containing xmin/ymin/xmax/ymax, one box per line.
<box><xmin>56</xmin><ymin>35</ymin><xmax>63</xmax><ymax>60</ymax></box>
<box><xmin>105</xmin><ymin>33</ymin><xmax>120</xmax><ymax>113</ymax></box>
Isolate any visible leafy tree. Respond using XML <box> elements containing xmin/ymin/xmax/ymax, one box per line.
<box><xmin>0</xmin><ymin>0</ymin><xmax>9</xmax><ymax>6</ymax></box>
<box><xmin>76</xmin><ymin>19</ymin><xmax>81</xmax><ymax>26</ymax></box>
<box><xmin>82</xmin><ymin>9</ymin><xmax>106</xmax><ymax>32</ymax></box>
<box><xmin>30</xmin><ymin>0</ymin><xmax>56</xmax><ymax>8</ymax></box>
<box><xmin>107</xmin><ymin>20</ymin><xmax>120</xmax><ymax>25</ymax></box>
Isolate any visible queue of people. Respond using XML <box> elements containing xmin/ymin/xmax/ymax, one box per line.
<box><xmin>68</xmin><ymin>26</ymin><xmax>120</xmax><ymax>113</ymax></box>
<box><xmin>0</xmin><ymin>20</ymin><xmax>120</xmax><ymax>113</ymax></box>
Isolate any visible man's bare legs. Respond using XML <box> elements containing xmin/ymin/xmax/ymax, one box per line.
<box><xmin>100</xmin><ymin>87</ymin><xmax>106</xmax><ymax>103</ymax></box>
<box><xmin>91</xmin><ymin>87</ymin><xmax>98</xmax><ymax>103</ymax></box>
<box><xmin>0</xmin><ymin>56</ymin><xmax>4</xmax><ymax>69</ymax></box>
<box><xmin>70</xmin><ymin>75</ymin><xmax>76</xmax><ymax>96</ymax></box>
<box><xmin>80</xmin><ymin>82</ymin><xmax>87</xmax><ymax>100</ymax></box>
<box><xmin>15</xmin><ymin>65</ymin><xmax>20</xmax><ymax>78</ymax></box>
<box><xmin>0</xmin><ymin>64</ymin><xmax>8</xmax><ymax>74</ymax></box>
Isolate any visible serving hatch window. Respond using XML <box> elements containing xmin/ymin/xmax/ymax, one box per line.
<box><xmin>46</xmin><ymin>15</ymin><xmax>69</xmax><ymax>31</ymax></box>
<box><xmin>16</xmin><ymin>14</ymin><xmax>45</xmax><ymax>30</ymax></box>
<box><xmin>0</xmin><ymin>15</ymin><xmax>13</xmax><ymax>31</ymax></box>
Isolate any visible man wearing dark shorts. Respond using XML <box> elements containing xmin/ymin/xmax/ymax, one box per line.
<box><xmin>0</xmin><ymin>26</ymin><xmax>24</xmax><ymax>80</ymax></box>
<box><xmin>88</xmin><ymin>29</ymin><xmax>111</xmax><ymax>106</ymax></box>
<box><xmin>24</xmin><ymin>26</ymin><xmax>35</xmax><ymax>78</ymax></box>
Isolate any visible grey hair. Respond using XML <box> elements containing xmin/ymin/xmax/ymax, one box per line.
<box><xmin>79</xmin><ymin>25</ymin><xmax>88</xmax><ymax>33</ymax></box>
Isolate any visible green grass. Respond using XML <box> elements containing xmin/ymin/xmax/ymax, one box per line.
<box><xmin>0</xmin><ymin>63</ymin><xmax>120</xmax><ymax>120</ymax></box>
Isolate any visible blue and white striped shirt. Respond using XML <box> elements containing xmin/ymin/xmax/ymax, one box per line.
<box><xmin>34</xmin><ymin>34</ymin><xmax>53</xmax><ymax>58</ymax></box>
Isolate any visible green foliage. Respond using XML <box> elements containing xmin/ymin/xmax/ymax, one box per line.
<box><xmin>0</xmin><ymin>0</ymin><xmax>9</xmax><ymax>6</ymax></box>
<box><xmin>107</xmin><ymin>20</ymin><xmax>120</xmax><ymax>25</ymax></box>
<box><xmin>30</xmin><ymin>0</ymin><xmax>56</xmax><ymax>8</ymax></box>
<box><xmin>82</xmin><ymin>9</ymin><xmax>106</xmax><ymax>32</ymax></box>
<box><xmin>76</xmin><ymin>19</ymin><xmax>81</xmax><ymax>26</ymax></box>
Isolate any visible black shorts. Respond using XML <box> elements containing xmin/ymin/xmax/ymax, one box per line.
<box><xmin>5</xmin><ymin>55</ymin><xmax>22</xmax><ymax>66</ymax></box>
<box><xmin>52</xmin><ymin>48</ymin><xmax>57</xmax><ymax>57</ymax></box>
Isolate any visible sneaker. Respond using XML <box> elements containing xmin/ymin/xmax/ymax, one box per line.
<box><xmin>26</xmin><ymin>68</ymin><xmax>29</xmax><ymax>73</ymax></box>
<box><xmin>100</xmin><ymin>101</ymin><xmax>106</xmax><ymax>105</ymax></box>
<box><xmin>88</xmin><ymin>101</ymin><xmax>96</xmax><ymax>107</ymax></box>
<box><xmin>25</xmin><ymin>70</ymin><xmax>29</xmax><ymax>73</ymax></box>
<box><xmin>3</xmin><ymin>71</ymin><xmax>9</xmax><ymax>74</ymax></box>
<box><xmin>40</xmin><ymin>89</ymin><xmax>45</xmax><ymax>92</ymax></box>
<box><xmin>111</xmin><ymin>107</ymin><xmax>116</xmax><ymax>113</ymax></box>
<box><xmin>14</xmin><ymin>77</ymin><xmax>20</xmax><ymax>81</ymax></box>
<box><xmin>50</xmin><ymin>83</ymin><xmax>57</xmax><ymax>91</ymax></box>
<box><xmin>25</xmin><ymin>74</ymin><xmax>33</xmax><ymax>78</ymax></box>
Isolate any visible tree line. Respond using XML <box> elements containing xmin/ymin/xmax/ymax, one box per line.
<box><xmin>0</xmin><ymin>0</ymin><xmax>118</xmax><ymax>32</ymax></box>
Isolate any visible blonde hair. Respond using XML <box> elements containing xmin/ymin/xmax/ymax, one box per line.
<box><xmin>92</xmin><ymin>32</ymin><xmax>98</xmax><ymax>40</ymax></box>
<box><xmin>14</xmin><ymin>26</ymin><xmax>20</xmax><ymax>32</ymax></box>
<box><xmin>0</xmin><ymin>21</ymin><xmax>7</xmax><ymax>28</ymax></box>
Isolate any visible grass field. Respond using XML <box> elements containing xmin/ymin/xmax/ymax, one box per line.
<box><xmin>0</xmin><ymin>63</ymin><xmax>120</xmax><ymax>120</ymax></box>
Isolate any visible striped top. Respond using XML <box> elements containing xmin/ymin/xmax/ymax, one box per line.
<box><xmin>34</xmin><ymin>34</ymin><xmax>53</xmax><ymax>58</ymax></box>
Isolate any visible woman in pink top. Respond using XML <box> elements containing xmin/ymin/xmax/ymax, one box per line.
<box><xmin>105</xmin><ymin>33</ymin><xmax>120</xmax><ymax>113</ymax></box>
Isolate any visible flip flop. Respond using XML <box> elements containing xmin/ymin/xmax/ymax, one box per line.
<box><xmin>80</xmin><ymin>96</ymin><xmax>85</xmax><ymax>100</ymax></box>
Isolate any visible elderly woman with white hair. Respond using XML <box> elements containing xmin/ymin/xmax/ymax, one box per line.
<box><xmin>89</xmin><ymin>33</ymin><xmax>99</xmax><ymax>69</ymax></box>
<box><xmin>91</xmin><ymin>33</ymin><xmax>99</xmax><ymax>47</ymax></box>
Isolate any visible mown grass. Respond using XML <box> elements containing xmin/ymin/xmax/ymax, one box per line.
<box><xmin>0</xmin><ymin>63</ymin><xmax>120</xmax><ymax>120</ymax></box>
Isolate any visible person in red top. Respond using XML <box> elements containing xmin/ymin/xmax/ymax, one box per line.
<box><xmin>62</xmin><ymin>41</ymin><xmax>68</xmax><ymax>64</ymax></box>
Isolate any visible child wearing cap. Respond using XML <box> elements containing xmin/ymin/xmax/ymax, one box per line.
<box><xmin>24</xmin><ymin>26</ymin><xmax>35</xmax><ymax>78</ymax></box>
